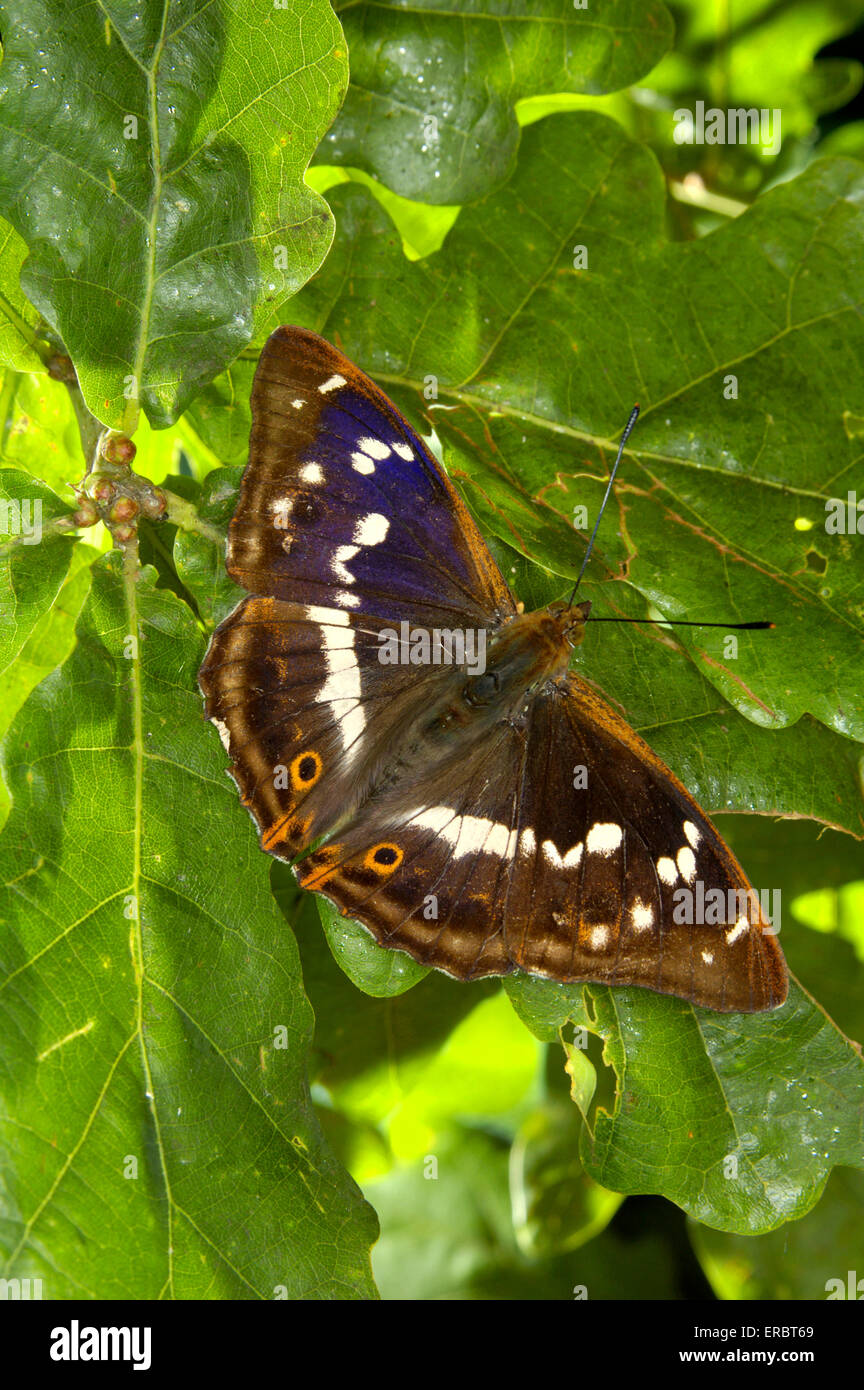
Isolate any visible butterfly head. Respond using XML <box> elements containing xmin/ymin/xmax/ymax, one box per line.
<box><xmin>551</xmin><ymin>598</ymin><xmax>592</xmax><ymax>648</ymax></box>
<box><xmin>470</xmin><ymin>600</ymin><xmax>591</xmax><ymax>712</ymax></box>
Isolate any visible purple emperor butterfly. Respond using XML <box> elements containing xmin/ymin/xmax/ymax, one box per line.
<box><xmin>199</xmin><ymin>328</ymin><xmax>788</xmax><ymax>1012</ymax></box>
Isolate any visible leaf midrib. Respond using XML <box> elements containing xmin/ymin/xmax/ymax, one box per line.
<box><xmin>123</xmin><ymin>540</ymin><xmax>177</xmax><ymax>1297</ymax></box>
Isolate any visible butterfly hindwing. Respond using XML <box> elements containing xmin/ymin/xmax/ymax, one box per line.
<box><xmin>502</xmin><ymin>676</ymin><xmax>787</xmax><ymax>1012</ymax></box>
<box><xmin>293</xmin><ymin>674</ymin><xmax>786</xmax><ymax>1012</ymax></box>
<box><xmin>296</xmin><ymin>717</ymin><xmax>527</xmax><ymax>979</ymax></box>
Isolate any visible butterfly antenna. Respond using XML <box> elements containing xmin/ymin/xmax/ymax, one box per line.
<box><xmin>587</xmin><ymin>618</ymin><xmax>774</xmax><ymax>630</ymax></box>
<box><xmin>567</xmin><ymin>404</ymin><xmax>640</xmax><ymax>608</ymax></box>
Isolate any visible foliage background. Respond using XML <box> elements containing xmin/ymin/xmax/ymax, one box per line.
<box><xmin>0</xmin><ymin>0</ymin><xmax>863</xmax><ymax>1300</ymax></box>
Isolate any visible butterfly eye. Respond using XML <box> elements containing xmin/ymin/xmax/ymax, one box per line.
<box><xmin>463</xmin><ymin>671</ymin><xmax>500</xmax><ymax>707</ymax></box>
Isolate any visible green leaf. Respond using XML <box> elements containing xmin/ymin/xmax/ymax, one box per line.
<box><xmin>0</xmin><ymin>0</ymin><xmax>348</xmax><ymax>428</ymax></box>
<box><xmin>579</xmin><ymin>978</ymin><xmax>864</xmax><ymax>1234</ymax></box>
<box><xmin>322</xmin><ymin>0</ymin><xmax>673</xmax><ymax>202</ymax></box>
<box><xmin>0</xmin><ymin>553</ymin><xmax>377</xmax><ymax>1298</ymax></box>
<box><xmin>308</xmin><ymin>165</ymin><xmax>462</xmax><ymax>261</ymax></box>
<box><xmin>0</xmin><ymin>468</ymin><xmax>74</xmax><ymax>676</ymax></box>
<box><xmin>172</xmin><ymin>466</ymin><xmax>245</xmax><ymax>626</ymax></box>
<box><xmin>183</xmin><ymin>359</ymin><xmax>258</xmax><ymax>468</ymax></box>
<box><xmin>504</xmin><ymin>970</ymin><xmax>590</xmax><ymax>1043</ymax></box>
<box><xmin>0</xmin><ymin>218</ymin><xmax>45</xmax><ymax>372</ymax></box>
<box><xmin>316</xmin><ymin>896</ymin><xmax>430</xmax><ymax>997</ymax></box>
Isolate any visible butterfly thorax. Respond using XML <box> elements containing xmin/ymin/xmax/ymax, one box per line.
<box><xmin>420</xmin><ymin>598</ymin><xmax>592</xmax><ymax>745</ymax></box>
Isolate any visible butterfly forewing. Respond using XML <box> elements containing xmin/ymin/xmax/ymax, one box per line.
<box><xmin>200</xmin><ymin>326</ymin><xmax>516</xmax><ymax>856</ymax></box>
<box><xmin>228</xmin><ymin>326</ymin><xmax>516</xmax><ymax>626</ymax></box>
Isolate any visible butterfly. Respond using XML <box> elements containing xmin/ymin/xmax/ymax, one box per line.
<box><xmin>199</xmin><ymin>327</ymin><xmax>788</xmax><ymax>1013</ymax></box>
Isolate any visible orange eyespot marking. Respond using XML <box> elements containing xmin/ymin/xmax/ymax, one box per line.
<box><xmin>290</xmin><ymin>750</ymin><xmax>322</xmax><ymax>791</ymax></box>
<box><xmin>301</xmin><ymin>844</ymin><xmax>343</xmax><ymax>889</ymax></box>
<box><xmin>364</xmin><ymin>843</ymin><xmax>403</xmax><ymax>875</ymax></box>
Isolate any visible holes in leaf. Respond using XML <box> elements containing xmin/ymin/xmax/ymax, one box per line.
<box><xmin>805</xmin><ymin>548</ymin><xmax>827</xmax><ymax>574</ymax></box>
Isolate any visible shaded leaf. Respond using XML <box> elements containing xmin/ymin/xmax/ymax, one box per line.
<box><xmin>650</xmin><ymin>0</ymin><xmax>864</xmax><ymax>138</ymax></box>
<box><xmin>281</xmin><ymin>883</ymin><xmax>497</xmax><ymax>1118</ymax></box>
<box><xmin>366</xmin><ymin>1125</ymin><xmax>682</xmax><ymax>1299</ymax></box>
<box><xmin>322</xmin><ymin>0</ymin><xmax>673</xmax><ymax>202</ymax></box>
<box><xmin>511</xmin><ymin>1101</ymin><xmax>622</xmax><ymax>1257</ymax></box>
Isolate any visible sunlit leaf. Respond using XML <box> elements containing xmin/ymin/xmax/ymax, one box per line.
<box><xmin>0</xmin><ymin>0</ymin><xmax>348</xmax><ymax>427</ymax></box>
<box><xmin>0</xmin><ymin>555</ymin><xmax>377</xmax><ymax>1297</ymax></box>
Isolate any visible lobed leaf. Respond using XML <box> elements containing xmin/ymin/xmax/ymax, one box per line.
<box><xmin>0</xmin><ymin>554</ymin><xmax>377</xmax><ymax>1298</ymax></box>
<box><xmin>0</xmin><ymin>0</ymin><xmax>348</xmax><ymax>428</ymax></box>
<box><xmin>321</xmin><ymin>0</ymin><xmax>674</xmax><ymax>203</ymax></box>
